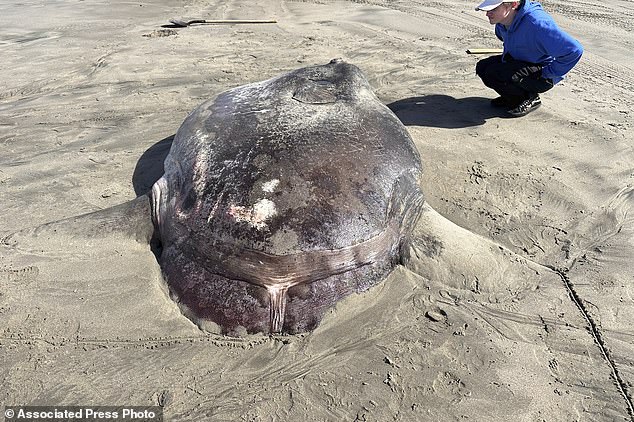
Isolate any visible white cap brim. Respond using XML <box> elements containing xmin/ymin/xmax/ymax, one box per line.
<box><xmin>475</xmin><ymin>1</ymin><xmax>504</xmax><ymax>11</ymax></box>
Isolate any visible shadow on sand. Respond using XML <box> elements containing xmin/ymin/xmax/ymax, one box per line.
<box><xmin>387</xmin><ymin>95</ymin><xmax>509</xmax><ymax>129</ymax></box>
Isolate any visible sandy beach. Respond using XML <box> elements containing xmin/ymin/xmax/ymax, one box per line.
<box><xmin>1</xmin><ymin>0</ymin><xmax>633</xmax><ymax>420</ymax></box>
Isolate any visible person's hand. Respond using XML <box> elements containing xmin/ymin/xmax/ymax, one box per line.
<box><xmin>512</xmin><ymin>64</ymin><xmax>552</xmax><ymax>93</ymax></box>
<box><xmin>512</xmin><ymin>65</ymin><xmax>543</xmax><ymax>82</ymax></box>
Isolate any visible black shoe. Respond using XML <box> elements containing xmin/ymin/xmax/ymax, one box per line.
<box><xmin>490</xmin><ymin>96</ymin><xmax>510</xmax><ymax>107</ymax></box>
<box><xmin>507</xmin><ymin>94</ymin><xmax>541</xmax><ymax>117</ymax></box>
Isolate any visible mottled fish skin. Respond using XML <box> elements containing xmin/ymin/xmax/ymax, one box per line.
<box><xmin>151</xmin><ymin>59</ymin><xmax>425</xmax><ymax>336</ymax></box>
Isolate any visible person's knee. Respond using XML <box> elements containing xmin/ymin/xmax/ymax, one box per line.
<box><xmin>480</xmin><ymin>64</ymin><xmax>504</xmax><ymax>88</ymax></box>
<box><xmin>475</xmin><ymin>60</ymin><xmax>488</xmax><ymax>78</ymax></box>
<box><xmin>476</xmin><ymin>55</ymin><xmax>503</xmax><ymax>80</ymax></box>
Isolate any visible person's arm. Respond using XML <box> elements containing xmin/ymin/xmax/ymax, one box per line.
<box><xmin>536</xmin><ymin>22</ymin><xmax>583</xmax><ymax>80</ymax></box>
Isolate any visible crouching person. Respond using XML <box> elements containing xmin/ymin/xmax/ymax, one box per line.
<box><xmin>475</xmin><ymin>0</ymin><xmax>583</xmax><ymax>117</ymax></box>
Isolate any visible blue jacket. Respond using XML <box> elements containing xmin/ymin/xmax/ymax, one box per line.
<box><xmin>495</xmin><ymin>1</ymin><xmax>583</xmax><ymax>84</ymax></box>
